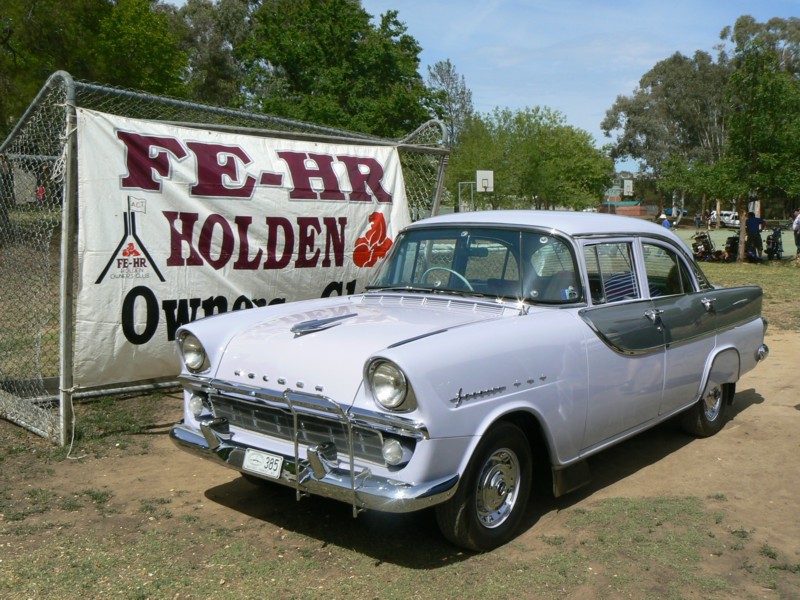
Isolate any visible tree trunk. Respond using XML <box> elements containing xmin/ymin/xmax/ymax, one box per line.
<box><xmin>737</xmin><ymin>201</ymin><xmax>747</xmax><ymax>263</ymax></box>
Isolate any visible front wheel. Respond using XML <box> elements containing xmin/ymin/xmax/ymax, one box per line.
<box><xmin>681</xmin><ymin>383</ymin><xmax>734</xmax><ymax>437</ymax></box>
<box><xmin>435</xmin><ymin>422</ymin><xmax>532</xmax><ymax>552</ymax></box>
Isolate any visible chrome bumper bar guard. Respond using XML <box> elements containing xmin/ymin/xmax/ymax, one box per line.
<box><xmin>179</xmin><ymin>375</ymin><xmax>431</xmax><ymax>440</ymax></box>
<box><xmin>170</xmin><ymin>420</ymin><xmax>459</xmax><ymax>515</ymax></box>
<box><xmin>178</xmin><ymin>374</ymin><xmax>434</xmax><ymax>515</ymax></box>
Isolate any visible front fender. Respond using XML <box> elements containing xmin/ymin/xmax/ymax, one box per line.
<box><xmin>370</xmin><ymin>309</ymin><xmax>590</xmax><ymax>469</ymax></box>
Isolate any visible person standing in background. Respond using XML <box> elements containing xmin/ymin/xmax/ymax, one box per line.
<box><xmin>745</xmin><ymin>211</ymin><xmax>765</xmax><ymax>258</ymax></box>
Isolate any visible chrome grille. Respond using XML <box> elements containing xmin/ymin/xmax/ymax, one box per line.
<box><xmin>210</xmin><ymin>394</ymin><xmax>385</xmax><ymax>464</ymax></box>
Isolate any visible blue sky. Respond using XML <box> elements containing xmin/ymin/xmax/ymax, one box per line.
<box><xmin>361</xmin><ymin>1</ymin><xmax>800</xmax><ymax>169</ymax></box>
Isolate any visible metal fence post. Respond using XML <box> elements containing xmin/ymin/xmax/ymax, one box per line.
<box><xmin>58</xmin><ymin>73</ymin><xmax>78</xmax><ymax>447</ymax></box>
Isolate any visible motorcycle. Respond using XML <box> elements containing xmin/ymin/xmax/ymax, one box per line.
<box><xmin>765</xmin><ymin>226</ymin><xmax>783</xmax><ymax>260</ymax></box>
<box><xmin>691</xmin><ymin>231</ymin><xmax>715</xmax><ymax>261</ymax></box>
<box><xmin>726</xmin><ymin>233</ymin><xmax>761</xmax><ymax>263</ymax></box>
<box><xmin>724</xmin><ymin>234</ymin><xmax>739</xmax><ymax>262</ymax></box>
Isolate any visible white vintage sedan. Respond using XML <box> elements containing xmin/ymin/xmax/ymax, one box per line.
<box><xmin>171</xmin><ymin>210</ymin><xmax>768</xmax><ymax>551</ymax></box>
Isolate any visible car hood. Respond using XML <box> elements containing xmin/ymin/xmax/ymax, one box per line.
<box><xmin>213</xmin><ymin>293</ymin><xmax>520</xmax><ymax>405</ymax></box>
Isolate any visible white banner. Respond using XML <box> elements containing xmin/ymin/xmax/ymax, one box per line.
<box><xmin>75</xmin><ymin>109</ymin><xmax>410</xmax><ymax>387</ymax></box>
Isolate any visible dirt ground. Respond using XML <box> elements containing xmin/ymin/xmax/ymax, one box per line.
<box><xmin>0</xmin><ymin>331</ymin><xmax>798</xmax><ymax>598</ymax></box>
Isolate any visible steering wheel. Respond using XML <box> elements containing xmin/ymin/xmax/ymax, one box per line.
<box><xmin>420</xmin><ymin>267</ymin><xmax>474</xmax><ymax>291</ymax></box>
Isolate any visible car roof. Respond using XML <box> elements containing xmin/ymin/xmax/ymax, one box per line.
<box><xmin>407</xmin><ymin>210</ymin><xmax>684</xmax><ymax>242</ymax></box>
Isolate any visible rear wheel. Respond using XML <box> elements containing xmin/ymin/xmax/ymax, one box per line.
<box><xmin>681</xmin><ymin>383</ymin><xmax>734</xmax><ymax>437</ymax></box>
<box><xmin>435</xmin><ymin>422</ymin><xmax>532</xmax><ymax>552</ymax></box>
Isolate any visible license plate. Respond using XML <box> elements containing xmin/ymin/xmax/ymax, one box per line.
<box><xmin>242</xmin><ymin>448</ymin><xmax>283</xmax><ymax>479</ymax></box>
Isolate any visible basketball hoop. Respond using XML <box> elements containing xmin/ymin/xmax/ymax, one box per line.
<box><xmin>476</xmin><ymin>170</ymin><xmax>494</xmax><ymax>193</ymax></box>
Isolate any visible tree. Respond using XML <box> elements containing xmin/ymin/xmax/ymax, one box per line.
<box><xmin>94</xmin><ymin>0</ymin><xmax>188</xmax><ymax>96</ymax></box>
<box><xmin>171</xmin><ymin>0</ymin><xmax>251</xmax><ymax>107</ymax></box>
<box><xmin>449</xmin><ymin>107</ymin><xmax>612</xmax><ymax>211</ymax></box>
<box><xmin>235</xmin><ymin>0</ymin><xmax>430</xmax><ymax>137</ymax></box>
<box><xmin>721</xmin><ymin>15</ymin><xmax>800</xmax><ymax>74</ymax></box>
<box><xmin>0</xmin><ymin>0</ymin><xmax>114</xmax><ymax>138</ymax></box>
<box><xmin>426</xmin><ymin>59</ymin><xmax>472</xmax><ymax>146</ymax></box>
<box><xmin>527</xmin><ymin>124</ymin><xmax>613</xmax><ymax>210</ymax></box>
<box><xmin>722</xmin><ymin>17</ymin><xmax>800</xmax><ymax>200</ymax></box>
<box><xmin>602</xmin><ymin>50</ymin><xmax>733</xmax><ymax>224</ymax></box>
<box><xmin>718</xmin><ymin>17</ymin><xmax>800</xmax><ymax>225</ymax></box>
<box><xmin>602</xmin><ymin>50</ymin><xmax>731</xmax><ymax>177</ymax></box>
<box><xmin>446</xmin><ymin>114</ymin><xmax>498</xmax><ymax>209</ymax></box>
<box><xmin>0</xmin><ymin>0</ymin><xmax>190</xmax><ymax>139</ymax></box>
<box><xmin>724</xmin><ymin>40</ymin><xmax>800</xmax><ymax>260</ymax></box>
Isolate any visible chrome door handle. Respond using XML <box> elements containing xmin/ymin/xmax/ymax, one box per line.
<box><xmin>644</xmin><ymin>308</ymin><xmax>664</xmax><ymax>323</ymax></box>
<box><xmin>701</xmin><ymin>297</ymin><xmax>716</xmax><ymax>312</ymax></box>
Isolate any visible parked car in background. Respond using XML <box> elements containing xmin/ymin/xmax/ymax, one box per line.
<box><xmin>710</xmin><ymin>210</ymin><xmax>740</xmax><ymax>228</ymax></box>
<box><xmin>664</xmin><ymin>207</ymin><xmax>688</xmax><ymax>216</ymax></box>
<box><xmin>171</xmin><ymin>210</ymin><xmax>769</xmax><ymax>551</ymax></box>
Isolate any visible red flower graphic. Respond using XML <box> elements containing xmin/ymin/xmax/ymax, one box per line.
<box><xmin>353</xmin><ymin>212</ymin><xmax>393</xmax><ymax>267</ymax></box>
<box><xmin>122</xmin><ymin>243</ymin><xmax>141</xmax><ymax>257</ymax></box>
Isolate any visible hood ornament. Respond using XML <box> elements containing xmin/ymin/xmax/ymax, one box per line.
<box><xmin>291</xmin><ymin>313</ymin><xmax>357</xmax><ymax>337</ymax></box>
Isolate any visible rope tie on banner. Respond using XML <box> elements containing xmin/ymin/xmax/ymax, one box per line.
<box><xmin>61</xmin><ymin>125</ymin><xmax>78</xmax><ymax>143</ymax></box>
<box><xmin>57</xmin><ymin>101</ymin><xmax>78</xmax><ymax>140</ymax></box>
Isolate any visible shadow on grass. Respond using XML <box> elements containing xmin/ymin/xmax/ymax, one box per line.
<box><xmin>200</xmin><ymin>388</ymin><xmax>765</xmax><ymax>568</ymax></box>
<box><xmin>204</xmin><ymin>475</ymin><xmax>465</xmax><ymax>567</ymax></box>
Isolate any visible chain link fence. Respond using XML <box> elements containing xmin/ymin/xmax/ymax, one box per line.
<box><xmin>0</xmin><ymin>71</ymin><xmax>448</xmax><ymax>444</ymax></box>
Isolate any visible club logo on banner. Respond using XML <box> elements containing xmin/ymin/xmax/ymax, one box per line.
<box><xmin>75</xmin><ymin>108</ymin><xmax>411</xmax><ymax>387</ymax></box>
<box><xmin>95</xmin><ymin>196</ymin><xmax>165</xmax><ymax>283</ymax></box>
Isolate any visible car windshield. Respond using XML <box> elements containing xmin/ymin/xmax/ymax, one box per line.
<box><xmin>368</xmin><ymin>226</ymin><xmax>581</xmax><ymax>303</ymax></box>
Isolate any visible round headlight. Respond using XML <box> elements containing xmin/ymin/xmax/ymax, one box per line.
<box><xmin>180</xmin><ymin>332</ymin><xmax>208</xmax><ymax>373</ymax></box>
<box><xmin>369</xmin><ymin>360</ymin><xmax>407</xmax><ymax>409</ymax></box>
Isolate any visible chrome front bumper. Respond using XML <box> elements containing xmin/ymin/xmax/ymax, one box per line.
<box><xmin>170</xmin><ymin>418</ymin><xmax>459</xmax><ymax>516</ymax></box>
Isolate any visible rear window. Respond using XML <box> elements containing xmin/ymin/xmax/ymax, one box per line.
<box><xmin>583</xmin><ymin>242</ymin><xmax>639</xmax><ymax>304</ymax></box>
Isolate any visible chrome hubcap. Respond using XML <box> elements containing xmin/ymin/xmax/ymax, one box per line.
<box><xmin>475</xmin><ymin>448</ymin><xmax>520</xmax><ymax>528</ymax></box>
<box><xmin>703</xmin><ymin>386</ymin><xmax>722</xmax><ymax>420</ymax></box>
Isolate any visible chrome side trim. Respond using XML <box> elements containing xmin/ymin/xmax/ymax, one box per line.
<box><xmin>170</xmin><ymin>421</ymin><xmax>458</xmax><ymax>514</ymax></box>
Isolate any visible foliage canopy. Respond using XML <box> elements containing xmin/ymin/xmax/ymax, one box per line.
<box><xmin>448</xmin><ymin>107</ymin><xmax>612</xmax><ymax>211</ymax></box>
<box><xmin>235</xmin><ymin>0</ymin><xmax>430</xmax><ymax>137</ymax></box>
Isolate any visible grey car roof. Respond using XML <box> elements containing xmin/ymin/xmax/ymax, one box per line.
<box><xmin>407</xmin><ymin>210</ymin><xmax>684</xmax><ymax>244</ymax></box>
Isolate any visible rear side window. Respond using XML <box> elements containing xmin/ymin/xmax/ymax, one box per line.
<box><xmin>583</xmin><ymin>242</ymin><xmax>639</xmax><ymax>304</ymax></box>
<box><xmin>525</xmin><ymin>237</ymin><xmax>579</xmax><ymax>302</ymax></box>
<box><xmin>642</xmin><ymin>243</ymin><xmax>695</xmax><ymax>296</ymax></box>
